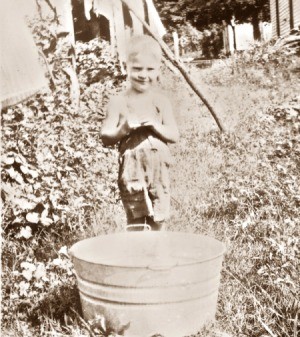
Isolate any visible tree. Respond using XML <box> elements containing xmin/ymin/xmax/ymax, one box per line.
<box><xmin>154</xmin><ymin>0</ymin><xmax>270</xmax><ymax>39</ymax></box>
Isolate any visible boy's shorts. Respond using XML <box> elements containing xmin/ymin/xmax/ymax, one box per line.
<box><xmin>118</xmin><ymin>147</ymin><xmax>170</xmax><ymax>223</ymax></box>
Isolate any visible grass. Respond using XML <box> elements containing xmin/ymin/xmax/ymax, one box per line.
<box><xmin>165</xmin><ymin>54</ymin><xmax>300</xmax><ymax>336</ymax></box>
<box><xmin>1</xmin><ymin>49</ymin><xmax>300</xmax><ymax>336</ymax></box>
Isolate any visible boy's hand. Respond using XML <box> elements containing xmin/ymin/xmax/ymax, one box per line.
<box><xmin>140</xmin><ymin>120</ymin><xmax>159</xmax><ymax>132</ymax></box>
<box><xmin>128</xmin><ymin>121</ymin><xmax>143</xmax><ymax>130</ymax></box>
<box><xmin>119</xmin><ymin>116</ymin><xmax>142</xmax><ymax>137</ymax></box>
<box><xmin>119</xmin><ymin>117</ymin><xmax>130</xmax><ymax>136</ymax></box>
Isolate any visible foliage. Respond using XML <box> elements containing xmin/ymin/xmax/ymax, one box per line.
<box><xmin>166</xmin><ymin>49</ymin><xmax>299</xmax><ymax>337</ymax></box>
<box><xmin>155</xmin><ymin>0</ymin><xmax>270</xmax><ymax>54</ymax></box>
<box><xmin>1</xmin><ymin>18</ymin><xmax>125</xmax><ymax>236</ymax></box>
<box><xmin>76</xmin><ymin>39</ymin><xmax>125</xmax><ymax>86</ymax></box>
<box><xmin>155</xmin><ymin>0</ymin><xmax>270</xmax><ymax>59</ymax></box>
<box><xmin>163</xmin><ymin>22</ymin><xmax>223</xmax><ymax>59</ymax></box>
<box><xmin>201</xmin><ymin>40</ymin><xmax>300</xmax><ymax>87</ymax></box>
<box><xmin>154</xmin><ymin>0</ymin><xmax>270</xmax><ymax>30</ymax></box>
<box><xmin>198</xmin><ymin>24</ymin><xmax>224</xmax><ymax>59</ymax></box>
<box><xmin>1</xmin><ymin>16</ymin><xmax>125</xmax><ymax>336</ymax></box>
<box><xmin>167</xmin><ymin>22</ymin><xmax>203</xmax><ymax>54</ymax></box>
<box><xmin>204</xmin><ymin>98</ymin><xmax>300</xmax><ymax>337</ymax></box>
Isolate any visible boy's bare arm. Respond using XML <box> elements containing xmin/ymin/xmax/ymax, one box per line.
<box><xmin>143</xmin><ymin>95</ymin><xmax>179</xmax><ymax>143</ymax></box>
<box><xmin>101</xmin><ymin>96</ymin><xmax>130</xmax><ymax>146</ymax></box>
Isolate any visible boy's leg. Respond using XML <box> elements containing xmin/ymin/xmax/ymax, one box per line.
<box><xmin>148</xmin><ymin>159</ymin><xmax>170</xmax><ymax>231</ymax></box>
<box><xmin>149</xmin><ymin>182</ymin><xmax>170</xmax><ymax>231</ymax></box>
<box><xmin>118</xmin><ymin>151</ymin><xmax>154</xmax><ymax>231</ymax></box>
<box><xmin>146</xmin><ymin>216</ymin><xmax>166</xmax><ymax>231</ymax></box>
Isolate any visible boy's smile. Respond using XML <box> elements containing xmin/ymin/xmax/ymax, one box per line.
<box><xmin>127</xmin><ymin>53</ymin><xmax>160</xmax><ymax>93</ymax></box>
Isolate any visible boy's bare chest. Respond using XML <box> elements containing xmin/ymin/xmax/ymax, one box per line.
<box><xmin>125</xmin><ymin>97</ymin><xmax>160</xmax><ymax>123</ymax></box>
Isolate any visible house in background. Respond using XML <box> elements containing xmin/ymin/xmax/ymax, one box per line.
<box><xmin>223</xmin><ymin>22</ymin><xmax>272</xmax><ymax>54</ymax></box>
<box><xmin>270</xmin><ymin>0</ymin><xmax>300</xmax><ymax>37</ymax></box>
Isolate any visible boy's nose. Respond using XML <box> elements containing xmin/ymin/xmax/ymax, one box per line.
<box><xmin>138</xmin><ymin>70</ymin><xmax>147</xmax><ymax>79</ymax></box>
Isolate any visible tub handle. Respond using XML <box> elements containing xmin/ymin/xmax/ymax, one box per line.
<box><xmin>125</xmin><ymin>224</ymin><xmax>152</xmax><ymax>231</ymax></box>
<box><xmin>68</xmin><ymin>247</ymin><xmax>75</xmax><ymax>261</ymax></box>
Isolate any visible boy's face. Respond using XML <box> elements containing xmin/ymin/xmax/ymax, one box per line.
<box><xmin>127</xmin><ymin>53</ymin><xmax>160</xmax><ymax>93</ymax></box>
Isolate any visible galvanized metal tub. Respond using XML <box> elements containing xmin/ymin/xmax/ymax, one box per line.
<box><xmin>70</xmin><ymin>231</ymin><xmax>226</xmax><ymax>337</ymax></box>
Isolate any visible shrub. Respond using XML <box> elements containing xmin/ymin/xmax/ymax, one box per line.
<box><xmin>1</xmin><ymin>17</ymin><xmax>125</xmax><ymax>335</ymax></box>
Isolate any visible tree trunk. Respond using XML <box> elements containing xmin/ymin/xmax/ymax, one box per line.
<box><xmin>51</xmin><ymin>0</ymin><xmax>80</xmax><ymax>108</ymax></box>
<box><xmin>252</xmin><ymin>11</ymin><xmax>261</xmax><ymax>40</ymax></box>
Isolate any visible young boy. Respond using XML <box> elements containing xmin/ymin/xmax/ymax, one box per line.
<box><xmin>101</xmin><ymin>35</ymin><xmax>179</xmax><ymax>231</ymax></box>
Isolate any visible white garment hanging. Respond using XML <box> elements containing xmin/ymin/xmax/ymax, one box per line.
<box><xmin>0</xmin><ymin>0</ymin><xmax>47</xmax><ymax>108</ymax></box>
<box><xmin>93</xmin><ymin>0</ymin><xmax>116</xmax><ymax>56</ymax></box>
<box><xmin>84</xmin><ymin>0</ymin><xmax>93</xmax><ymax>20</ymax></box>
<box><xmin>145</xmin><ymin>0</ymin><xmax>166</xmax><ymax>37</ymax></box>
<box><xmin>82</xmin><ymin>0</ymin><xmax>166</xmax><ymax>68</ymax></box>
<box><xmin>127</xmin><ymin>0</ymin><xmax>145</xmax><ymax>36</ymax></box>
<box><xmin>112</xmin><ymin>0</ymin><xmax>127</xmax><ymax>67</ymax></box>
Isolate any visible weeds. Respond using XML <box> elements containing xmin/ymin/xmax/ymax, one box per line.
<box><xmin>168</xmin><ymin>50</ymin><xmax>299</xmax><ymax>336</ymax></box>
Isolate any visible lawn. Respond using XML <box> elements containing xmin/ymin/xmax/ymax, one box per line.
<box><xmin>1</xmin><ymin>37</ymin><xmax>300</xmax><ymax>337</ymax></box>
<box><xmin>167</xmin><ymin>55</ymin><xmax>300</xmax><ymax>336</ymax></box>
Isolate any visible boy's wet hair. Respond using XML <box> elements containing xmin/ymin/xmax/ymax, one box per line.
<box><xmin>126</xmin><ymin>35</ymin><xmax>162</xmax><ymax>62</ymax></box>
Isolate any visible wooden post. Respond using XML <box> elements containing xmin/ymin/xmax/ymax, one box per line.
<box><xmin>50</xmin><ymin>0</ymin><xmax>80</xmax><ymax>108</ymax></box>
<box><xmin>120</xmin><ymin>0</ymin><xmax>225</xmax><ymax>132</ymax></box>
<box><xmin>173</xmin><ymin>31</ymin><xmax>180</xmax><ymax>59</ymax></box>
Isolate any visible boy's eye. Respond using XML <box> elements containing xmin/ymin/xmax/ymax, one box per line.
<box><xmin>147</xmin><ymin>68</ymin><xmax>155</xmax><ymax>71</ymax></box>
<box><xmin>133</xmin><ymin>67</ymin><xmax>142</xmax><ymax>71</ymax></box>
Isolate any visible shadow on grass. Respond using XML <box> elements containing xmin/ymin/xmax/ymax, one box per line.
<box><xmin>28</xmin><ymin>282</ymin><xmax>82</xmax><ymax>326</ymax></box>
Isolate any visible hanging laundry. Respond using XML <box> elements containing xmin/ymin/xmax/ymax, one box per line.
<box><xmin>82</xmin><ymin>0</ymin><xmax>166</xmax><ymax>67</ymax></box>
<box><xmin>126</xmin><ymin>0</ymin><xmax>145</xmax><ymax>36</ymax></box>
<box><xmin>0</xmin><ymin>0</ymin><xmax>47</xmax><ymax>108</ymax></box>
<box><xmin>112</xmin><ymin>0</ymin><xmax>127</xmax><ymax>67</ymax></box>
<box><xmin>84</xmin><ymin>0</ymin><xmax>93</xmax><ymax>20</ymax></box>
<box><xmin>145</xmin><ymin>0</ymin><xmax>166</xmax><ymax>37</ymax></box>
<box><xmin>51</xmin><ymin>0</ymin><xmax>76</xmax><ymax>44</ymax></box>
<box><xmin>92</xmin><ymin>0</ymin><xmax>116</xmax><ymax>56</ymax></box>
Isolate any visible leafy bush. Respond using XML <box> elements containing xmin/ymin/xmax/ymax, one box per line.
<box><xmin>1</xmin><ymin>17</ymin><xmax>125</xmax><ymax>335</ymax></box>
<box><xmin>231</xmin><ymin>41</ymin><xmax>300</xmax><ymax>84</ymax></box>
<box><xmin>164</xmin><ymin>23</ymin><xmax>223</xmax><ymax>59</ymax></box>
<box><xmin>199</xmin><ymin>24</ymin><xmax>223</xmax><ymax>59</ymax></box>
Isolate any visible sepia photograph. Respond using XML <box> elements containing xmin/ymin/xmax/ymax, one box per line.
<box><xmin>1</xmin><ymin>0</ymin><xmax>299</xmax><ymax>336</ymax></box>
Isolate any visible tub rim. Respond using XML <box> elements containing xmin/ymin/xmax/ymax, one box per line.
<box><xmin>69</xmin><ymin>231</ymin><xmax>226</xmax><ymax>269</ymax></box>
